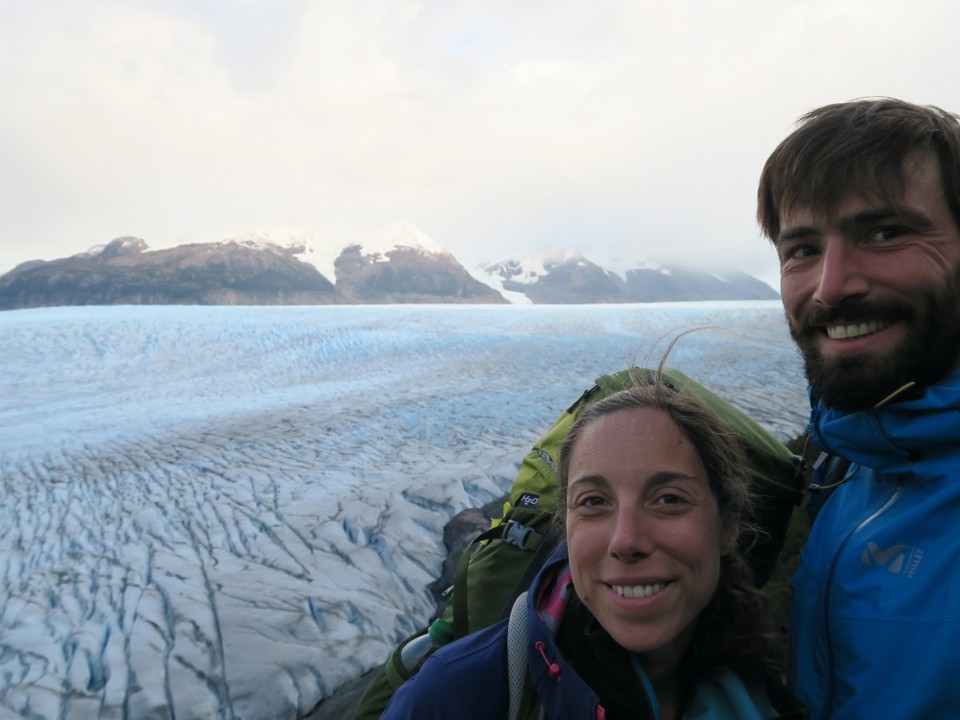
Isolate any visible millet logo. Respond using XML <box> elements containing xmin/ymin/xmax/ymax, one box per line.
<box><xmin>861</xmin><ymin>541</ymin><xmax>924</xmax><ymax>578</ymax></box>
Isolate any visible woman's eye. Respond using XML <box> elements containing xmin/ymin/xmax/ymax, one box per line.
<box><xmin>573</xmin><ymin>494</ymin><xmax>608</xmax><ymax>510</ymax></box>
<box><xmin>654</xmin><ymin>493</ymin><xmax>687</xmax><ymax>506</ymax></box>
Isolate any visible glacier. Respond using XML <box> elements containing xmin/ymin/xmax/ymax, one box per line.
<box><xmin>0</xmin><ymin>302</ymin><xmax>808</xmax><ymax>719</ymax></box>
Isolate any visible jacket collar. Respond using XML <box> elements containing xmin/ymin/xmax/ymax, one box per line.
<box><xmin>527</xmin><ymin>546</ymin><xmax>662</xmax><ymax>720</ymax></box>
<box><xmin>809</xmin><ymin>368</ymin><xmax>960</xmax><ymax>475</ymax></box>
<box><xmin>525</xmin><ymin>546</ymin><xmax>606</xmax><ymax>718</ymax></box>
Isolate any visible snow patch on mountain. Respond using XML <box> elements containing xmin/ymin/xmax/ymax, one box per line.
<box><xmin>482</xmin><ymin>248</ymin><xmax>673</xmax><ymax>286</ymax></box>
<box><xmin>482</xmin><ymin>250</ymin><xmax>582</xmax><ymax>286</ymax></box>
<box><xmin>589</xmin><ymin>251</ymin><xmax>666</xmax><ymax>281</ymax></box>
<box><xmin>348</xmin><ymin>221</ymin><xmax>447</xmax><ymax>260</ymax></box>
<box><xmin>467</xmin><ymin>267</ymin><xmax>532</xmax><ymax>305</ymax></box>
<box><xmin>220</xmin><ymin>231</ymin><xmax>290</xmax><ymax>251</ymax></box>
<box><xmin>252</xmin><ymin>222</ymin><xmax>450</xmax><ymax>282</ymax></box>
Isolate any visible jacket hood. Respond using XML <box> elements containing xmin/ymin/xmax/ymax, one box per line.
<box><xmin>809</xmin><ymin>368</ymin><xmax>960</xmax><ymax>475</ymax></box>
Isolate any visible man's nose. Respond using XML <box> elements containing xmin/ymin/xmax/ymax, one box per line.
<box><xmin>609</xmin><ymin>509</ymin><xmax>654</xmax><ymax>561</ymax></box>
<box><xmin>813</xmin><ymin>240</ymin><xmax>869</xmax><ymax>305</ymax></box>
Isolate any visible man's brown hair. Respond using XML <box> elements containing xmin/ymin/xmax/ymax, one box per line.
<box><xmin>757</xmin><ymin>97</ymin><xmax>960</xmax><ymax>241</ymax></box>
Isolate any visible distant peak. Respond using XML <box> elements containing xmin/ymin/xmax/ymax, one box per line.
<box><xmin>218</xmin><ymin>231</ymin><xmax>306</xmax><ymax>253</ymax></box>
<box><xmin>85</xmin><ymin>236</ymin><xmax>149</xmax><ymax>260</ymax></box>
<box><xmin>482</xmin><ymin>250</ymin><xmax>586</xmax><ymax>284</ymax></box>
<box><xmin>351</xmin><ymin>221</ymin><xmax>448</xmax><ymax>258</ymax></box>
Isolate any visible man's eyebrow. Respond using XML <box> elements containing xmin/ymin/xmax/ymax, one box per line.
<box><xmin>776</xmin><ymin>205</ymin><xmax>935</xmax><ymax>245</ymax></box>
<box><xmin>838</xmin><ymin>206</ymin><xmax>935</xmax><ymax>232</ymax></box>
<box><xmin>776</xmin><ymin>225</ymin><xmax>817</xmax><ymax>244</ymax></box>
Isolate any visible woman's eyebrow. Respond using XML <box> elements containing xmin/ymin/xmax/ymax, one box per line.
<box><xmin>568</xmin><ymin>474</ymin><xmax>610</xmax><ymax>491</ymax></box>
<box><xmin>569</xmin><ymin>471</ymin><xmax>700</xmax><ymax>490</ymax></box>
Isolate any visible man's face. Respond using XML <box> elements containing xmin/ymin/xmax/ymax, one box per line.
<box><xmin>776</xmin><ymin>151</ymin><xmax>960</xmax><ymax>411</ymax></box>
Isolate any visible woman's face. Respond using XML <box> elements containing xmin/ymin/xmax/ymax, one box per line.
<box><xmin>565</xmin><ymin>407</ymin><xmax>728</xmax><ymax>675</ymax></box>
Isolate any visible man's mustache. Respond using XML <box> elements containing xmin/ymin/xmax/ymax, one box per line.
<box><xmin>793</xmin><ymin>298</ymin><xmax>910</xmax><ymax>332</ymax></box>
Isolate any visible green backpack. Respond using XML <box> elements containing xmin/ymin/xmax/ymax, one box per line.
<box><xmin>352</xmin><ymin>367</ymin><xmax>804</xmax><ymax>719</ymax></box>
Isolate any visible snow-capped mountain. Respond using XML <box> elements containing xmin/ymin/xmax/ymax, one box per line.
<box><xmin>0</xmin><ymin>223</ymin><xmax>503</xmax><ymax>309</ymax></box>
<box><xmin>329</xmin><ymin>221</ymin><xmax>505</xmax><ymax>304</ymax></box>
<box><xmin>0</xmin><ymin>224</ymin><xmax>777</xmax><ymax>310</ymax></box>
<box><xmin>0</xmin><ymin>235</ymin><xmax>341</xmax><ymax>309</ymax></box>
<box><xmin>285</xmin><ymin>221</ymin><xmax>448</xmax><ymax>286</ymax></box>
<box><xmin>481</xmin><ymin>251</ymin><xmax>628</xmax><ymax>304</ymax></box>
<box><xmin>480</xmin><ymin>251</ymin><xmax>779</xmax><ymax>304</ymax></box>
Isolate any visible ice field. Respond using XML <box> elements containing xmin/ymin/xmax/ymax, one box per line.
<box><xmin>0</xmin><ymin>302</ymin><xmax>808</xmax><ymax>718</ymax></box>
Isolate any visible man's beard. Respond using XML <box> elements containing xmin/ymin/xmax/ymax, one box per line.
<box><xmin>788</xmin><ymin>272</ymin><xmax>960</xmax><ymax>412</ymax></box>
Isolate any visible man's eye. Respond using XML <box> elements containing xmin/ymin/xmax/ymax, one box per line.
<box><xmin>778</xmin><ymin>242</ymin><xmax>819</xmax><ymax>262</ymax></box>
<box><xmin>869</xmin><ymin>226</ymin><xmax>906</xmax><ymax>242</ymax></box>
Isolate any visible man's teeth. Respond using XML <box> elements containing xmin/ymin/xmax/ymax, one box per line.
<box><xmin>612</xmin><ymin>583</ymin><xmax>664</xmax><ymax>599</ymax></box>
<box><xmin>826</xmin><ymin>320</ymin><xmax>889</xmax><ymax>340</ymax></box>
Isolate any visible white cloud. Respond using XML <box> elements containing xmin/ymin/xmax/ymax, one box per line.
<box><xmin>2</xmin><ymin>0</ymin><xmax>960</xmax><ymax>288</ymax></box>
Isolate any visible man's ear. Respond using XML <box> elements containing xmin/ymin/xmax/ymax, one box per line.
<box><xmin>720</xmin><ymin>519</ymin><xmax>740</xmax><ymax>556</ymax></box>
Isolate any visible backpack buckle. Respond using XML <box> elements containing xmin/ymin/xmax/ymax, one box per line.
<box><xmin>503</xmin><ymin>519</ymin><xmax>536</xmax><ymax>549</ymax></box>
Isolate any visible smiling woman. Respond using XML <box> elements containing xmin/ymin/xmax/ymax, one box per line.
<box><xmin>381</xmin><ymin>375</ymin><xmax>808</xmax><ymax>720</ymax></box>
<box><xmin>563</xmin><ymin>406</ymin><xmax>730</xmax><ymax>710</ymax></box>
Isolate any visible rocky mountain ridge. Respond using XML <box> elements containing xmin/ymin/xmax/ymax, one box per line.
<box><xmin>0</xmin><ymin>224</ymin><xmax>778</xmax><ymax>310</ymax></box>
<box><xmin>484</xmin><ymin>252</ymin><xmax>777</xmax><ymax>304</ymax></box>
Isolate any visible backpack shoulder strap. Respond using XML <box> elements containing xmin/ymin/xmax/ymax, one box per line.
<box><xmin>807</xmin><ymin>451</ymin><xmax>853</xmax><ymax>522</ymax></box>
<box><xmin>506</xmin><ymin>591</ymin><xmax>528</xmax><ymax>720</ymax></box>
<box><xmin>506</xmin><ymin>591</ymin><xmax>545</xmax><ymax>720</ymax></box>
<box><xmin>498</xmin><ymin>525</ymin><xmax>557</xmax><ymax>623</ymax></box>
<box><xmin>452</xmin><ymin>524</ymin><xmax>503</xmax><ymax>637</ymax></box>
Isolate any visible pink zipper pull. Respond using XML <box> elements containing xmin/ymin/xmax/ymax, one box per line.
<box><xmin>534</xmin><ymin>641</ymin><xmax>561</xmax><ymax>679</ymax></box>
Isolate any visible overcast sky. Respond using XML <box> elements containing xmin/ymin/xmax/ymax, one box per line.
<box><xmin>3</xmin><ymin>1</ymin><xmax>960</xmax><ymax>288</ymax></box>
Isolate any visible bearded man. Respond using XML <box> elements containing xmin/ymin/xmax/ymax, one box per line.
<box><xmin>758</xmin><ymin>97</ymin><xmax>960</xmax><ymax>720</ymax></box>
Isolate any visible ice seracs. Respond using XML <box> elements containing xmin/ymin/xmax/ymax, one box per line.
<box><xmin>0</xmin><ymin>303</ymin><xmax>809</xmax><ymax>719</ymax></box>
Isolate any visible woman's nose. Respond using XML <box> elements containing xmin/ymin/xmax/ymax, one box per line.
<box><xmin>609</xmin><ymin>509</ymin><xmax>654</xmax><ymax>561</ymax></box>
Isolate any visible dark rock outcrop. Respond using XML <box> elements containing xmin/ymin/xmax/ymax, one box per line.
<box><xmin>304</xmin><ymin>668</ymin><xmax>380</xmax><ymax>720</ymax></box>
<box><xmin>335</xmin><ymin>245</ymin><xmax>507</xmax><ymax>305</ymax></box>
<box><xmin>426</xmin><ymin>496</ymin><xmax>505</xmax><ymax>613</ymax></box>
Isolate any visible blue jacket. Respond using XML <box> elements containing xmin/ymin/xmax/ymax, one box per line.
<box><xmin>383</xmin><ymin>547</ymin><xmax>791</xmax><ymax>720</ymax></box>
<box><xmin>791</xmin><ymin>369</ymin><xmax>960</xmax><ymax>719</ymax></box>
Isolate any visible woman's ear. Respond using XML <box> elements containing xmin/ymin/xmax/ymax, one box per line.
<box><xmin>720</xmin><ymin>519</ymin><xmax>740</xmax><ymax>556</ymax></box>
